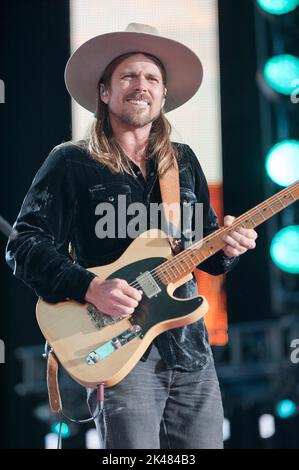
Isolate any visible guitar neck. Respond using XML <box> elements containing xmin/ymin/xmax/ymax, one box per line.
<box><xmin>157</xmin><ymin>180</ymin><xmax>299</xmax><ymax>285</ymax></box>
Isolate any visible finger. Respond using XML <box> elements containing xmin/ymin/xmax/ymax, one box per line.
<box><xmin>111</xmin><ymin>290</ymin><xmax>139</xmax><ymax>308</ymax></box>
<box><xmin>223</xmin><ymin>245</ymin><xmax>247</xmax><ymax>257</ymax></box>
<box><xmin>112</xmin><ymin>304</ymin><xmax>135</xmax><ymax>317</ymax></box>
<box><xmin>223</xmin><ymin>231</ymin><xmax>256</xmax><ymax>250</ymax></box>
<box><xmin>235</xmin><ymin>226</ymin><xmax>258</xmax><ymax>240</ymax></box>
<box><xmin>122</xmin><ymin>282</ymin><xmax>143</xmax><ymax>301</ymax></box>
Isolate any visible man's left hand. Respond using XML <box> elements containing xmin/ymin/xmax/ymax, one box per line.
<box><xmin>222</xmin><ymin>215</ymin><xmax>258</xmax><ymax>257</ymax></box>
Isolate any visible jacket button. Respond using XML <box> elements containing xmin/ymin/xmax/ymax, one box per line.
<box><xmin>108</xmin><ymin>196</ymin><xmax>115</xmax><ymax>202</ymax></box>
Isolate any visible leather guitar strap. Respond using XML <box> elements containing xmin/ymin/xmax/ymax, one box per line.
<box><xmin>45</xmin><ymin>244</ymin><xmax>75</xmax><ymax>414</ymax></box>
<box><xmin>158</xmin><ymin>161</ymin><xmax>182</xmax><ymax>255</ymax></box>
<box><xmin>46</xmin><ymin>347</ymin><xmax>62</xmax><ymax>414</ymax></box>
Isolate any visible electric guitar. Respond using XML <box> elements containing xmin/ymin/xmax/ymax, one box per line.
<box><xmin>36</xmin><ymin>181</ymin><xmax>299</xmax><ymax>388</ymax></box>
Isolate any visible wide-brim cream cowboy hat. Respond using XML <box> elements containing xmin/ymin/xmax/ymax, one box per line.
<box><xmin>64</xmin><ymin>23</ymin><xmax>203</xmax><ymax>115</ymax></box>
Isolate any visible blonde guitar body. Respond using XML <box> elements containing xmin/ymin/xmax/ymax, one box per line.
<box><xmin>36</xmin><ymin>229</ymin><xmax>209</xmax><ymax>389</ymax></box>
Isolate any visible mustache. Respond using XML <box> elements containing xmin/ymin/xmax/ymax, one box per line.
<box><xmin>125</xmin><ymin>93</ymin><xmax>151</xmax><ymax>104</ymax></box>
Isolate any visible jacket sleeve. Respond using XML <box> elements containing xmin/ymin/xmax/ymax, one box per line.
<box><xmin>186</xmin><ymin>145</ymin><xmax>239</xmax><ymax>276</ymax></box>
<box><xmin>5</xmin><ymin>144</ymin><xmax>96</xmax><ymax>303</ymax></box>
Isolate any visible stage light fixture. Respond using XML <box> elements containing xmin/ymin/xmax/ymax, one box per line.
<box><xmin>265</xmin><ymin>140</ymin><xmax>299</xmax><ymax>186</ymax></box>
<box><xmin>270</xmin><ymin>225</ymin><xmax>299</xmax><ymax>274</ymax></box>
<box><xmin>258</xmin><ymin>414</ymin><xmax>275</xmax><ymax>438</ymax></box>
<box><xmin>263</xmin><ymin>54</ymin><xmax>299</xmax><ymax>96</ymax></box>
<box><xmin>256</xmin><ymin>0</ymin><xmax>299</xmax><ymax>16</ymax></box>
<box><xmin>276</xmin><ymin>399</ymin><xmax>297</xmax><ymax>418</ymax></box>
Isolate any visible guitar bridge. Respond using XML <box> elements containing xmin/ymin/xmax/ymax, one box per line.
<box><xmin>136</xmin><ymin>271</ymin><xmax>161</xmax><ymax>298</ymax></box>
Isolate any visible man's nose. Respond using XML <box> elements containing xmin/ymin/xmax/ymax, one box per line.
<box><xmin>133</xmin><ymin>74</ymin><xmax>148</xmax><ymax>91</ymax></box>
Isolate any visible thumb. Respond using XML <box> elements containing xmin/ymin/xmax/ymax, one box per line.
<box><xmin>223</xmin><ymin>215</ymin><xmax>236</xmax><ymax>227</ymax></box>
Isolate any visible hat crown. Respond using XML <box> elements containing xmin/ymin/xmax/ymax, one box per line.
<box><xmin>125</xmin><ymin>23</ymin><xmax>160</xmax><ymax>36</ymax></box>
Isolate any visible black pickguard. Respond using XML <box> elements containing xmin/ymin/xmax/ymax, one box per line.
<box><xmin>107</xmin><ymin>257</ymin><xmax>203</xmax><ymax>335</ymax></box>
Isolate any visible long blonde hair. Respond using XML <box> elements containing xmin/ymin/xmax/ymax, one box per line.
<box><xmin>85</xmin><ymin>52</ymin><xmax>179</xmax><ymax>176</ymax></box>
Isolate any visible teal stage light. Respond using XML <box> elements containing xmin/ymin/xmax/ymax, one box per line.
<box><xmin>257</xmin><ymin>0</ymin><xmax>299</xmax><ymax>15</ymax></box>
<box><xmin>276</xmin><ymin>399</ymin><xmax>297</xmax><ymax>418</ymax></box>
<box><xmin>263</xmin><ymin>54</ymin><xmax>299</xmax><ymax>95</ymax></box>
<box><xmin>270</xmin><ymin>226</ymin><xmax>299</xmax><ymax>274</ymax></box>
<box><xmin>265</xmin><ymin>140</ymin><xmax>299</xmax><ymax>186</ymax></box>
<box><xmin>51</xmin><ymin>422</ymin><xmax>71</xmax><ymax>439</ymax></box>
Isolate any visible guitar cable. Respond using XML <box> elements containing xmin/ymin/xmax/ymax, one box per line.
<box><xmin>55</xmin><ymin>384</ymin><xmax>105</xmax><ymax>449</ymax></box>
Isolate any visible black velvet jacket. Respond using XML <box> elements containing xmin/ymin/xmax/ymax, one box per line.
<box><xmin>6</xmin><ymin>141</ymin><xmax>238</xmax><ymax>370</ymax></box>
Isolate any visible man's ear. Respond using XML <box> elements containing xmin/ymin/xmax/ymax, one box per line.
<box><xmin>99</xmin><ymin>84</ymin><xmax>109</xmax><ymax>103</ymax></box>
<box><xmin>161</xmin><ymin>88</ymin><xmax>167</xmax><ymax>108</ymax></box>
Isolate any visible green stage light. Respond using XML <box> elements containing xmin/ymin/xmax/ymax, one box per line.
<box><xmin>270</xmin><ymin>226</ymin><xmax>299</xmax><ymax>274</ymax></box>
<box><xmin>276</xmin><ymin>399</ymin><xmax>297</xmax><ymax>418</ymax></box>
<box><xmin>265</xmin><ymin>140</ymin><xmax>299</xmax><ymax>186</ymax></box>
<box><xmin>51</xmin><ymin>422</ymin><xmax>71</xmax><ymax>439</ymax></box>
<box><xmin>257</xmin><ymin>0</ymin><xmax>299</xmax><ymax>15</ymax></box>
<box><xmin>263</xmin><ymin>54</ymin><xmax>299</xmax><ymax>95</ymax></box>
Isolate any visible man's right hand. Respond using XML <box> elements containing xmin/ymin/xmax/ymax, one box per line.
<box><xmin>85</xmin><ymin>277</ymin><xmax>143</xmax><ymax>318</ymax></box>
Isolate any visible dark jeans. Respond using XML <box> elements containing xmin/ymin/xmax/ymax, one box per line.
<box><xmin>86</xmin><ymin>343</ymin><xmax>224</xmax><ymax>449</ymax></box>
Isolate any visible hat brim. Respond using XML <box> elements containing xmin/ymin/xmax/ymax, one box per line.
<box><xmin>64</xmin><ymin>31</ymin><xmax>203</xmax><ymax>114</ymax></box>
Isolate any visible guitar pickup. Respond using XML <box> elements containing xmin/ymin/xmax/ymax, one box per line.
<box><xmin>136</xmin><ymin>271</ymin><xmax>161</xmax><ymax>298</ymax></box>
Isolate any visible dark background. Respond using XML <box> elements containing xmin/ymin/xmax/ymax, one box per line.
<box><xmin>219</xmin><ymin>0</ymin><xmax>271</xmax><ymax>323</ymax></box>
<box><xmin>0</xmin><ymin>0</ymin><xmax>71</xmax><ymax>448</ymax></box>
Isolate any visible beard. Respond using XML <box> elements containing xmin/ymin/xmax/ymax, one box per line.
<box><xmin>109</xmin><ymin>104</ymin><xmax>161</xmax><ymax>128</ymax></box>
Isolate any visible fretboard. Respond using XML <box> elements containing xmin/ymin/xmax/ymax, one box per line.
<box><xmin>156</xmin><ymin>180</ymin><xmax>299</xmax><ymax>285</ymax></box>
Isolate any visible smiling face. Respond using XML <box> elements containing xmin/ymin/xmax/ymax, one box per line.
<box><xmin>100</xmin><ymin>53</ymin><xmax>167</xmax><ymax>128</ymax></box>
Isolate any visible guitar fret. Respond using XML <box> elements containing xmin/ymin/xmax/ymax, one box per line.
<box><xmin>179</xmin><ymin>262</ymin><xmax>188</xmax><ymax>273</ymax></box>
<box><xmin>162</xmin><ymin>267</ymin><xmax>172</xmax><ymax>283</ymax></box>
<box><xmin>266</xmin><ymin>203</ymin><xmax>275</xmax><ymax>214</ymax></box>
<box><xmin>250</xmin><ymin>213</ymin><xmax>264</xmax><ymax>225</ymax></box>
<box><xmin>189</xmin><ymin>251</ymin><xmax>200</xmax><ymax>265</ymax></box>
<box><xmin>180</xmin><ymin>259</ymin><xmax>189</xmax><ymax>271</ymax></box>
<box><xmin>249</xmin><ymin>215</ymin><xmax>256</xmax><ymax>225</ymax></box>
<box><xmin>198</xmin><ymin>239</ymin><xmax>212</xmax><ymax>255</ymax></box>
<box><xmin>172</xmin><ymin>263</ymin><xmax>182</xmax><ymax>276</ymax></box>
<box><xmin>177</xmin><ymin>262</ymin><xmax>186</xmax><ymax>274</ymax></box>
<box><xmin>276</xmin><ymin>195</ymin><xmax>286</xmax><ymax>208</ymax></box>
<box><xmin>182</xmin><ymin>256</ymin><xmax>193</xmax><ymax>270</ymax></box>
<box><xmin>186</xmin><ymin>253</ymin><xmax>195</xmax><ymax>269</ymax></box>
<box><xmin>193</xmin><ymin>248</ymin><xmax>205</xmax><ymax>262</ymax></box>
<box><xmin>240</xmin><ymin>221</ymin><xmax>249</xmax><ymax>228</ymax></box>
<box><xmin>191</xmin><ymin>251</ymin><xmax>201</xmax><ymax>264</ymax></box>
<box><xmin>168</xmin><ymin>266</ymin><xmax>177</xmax><ymax>279</ymax></box>
<box><xmin>271</xmin><ymin>200</ymin><xmax>284</xmax><ymax>212</ymax></box>
<box><xmin>287</xmin><ymin>189</ymin><xmax>296</xmax><ymax>201</ymax></box>
<box><xmin>257</xmin><ymin>208</ymin><xmax>266</xmax><ymax>220</ymax></box>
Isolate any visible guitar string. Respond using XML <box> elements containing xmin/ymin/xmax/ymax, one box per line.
<box><xmin>125</xmin><ymin>185</ymin><xmax>298</xmax><ymax>290</ymax></box>
<box><xmin>128</xmin><ymin>187</ymin><xmax>297</xmax><ymax>289</ymax></box>
<box><xmin>149</xmin><ymin>186</ymin><xmax>296</xmax><ymax>282</ymax></box>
